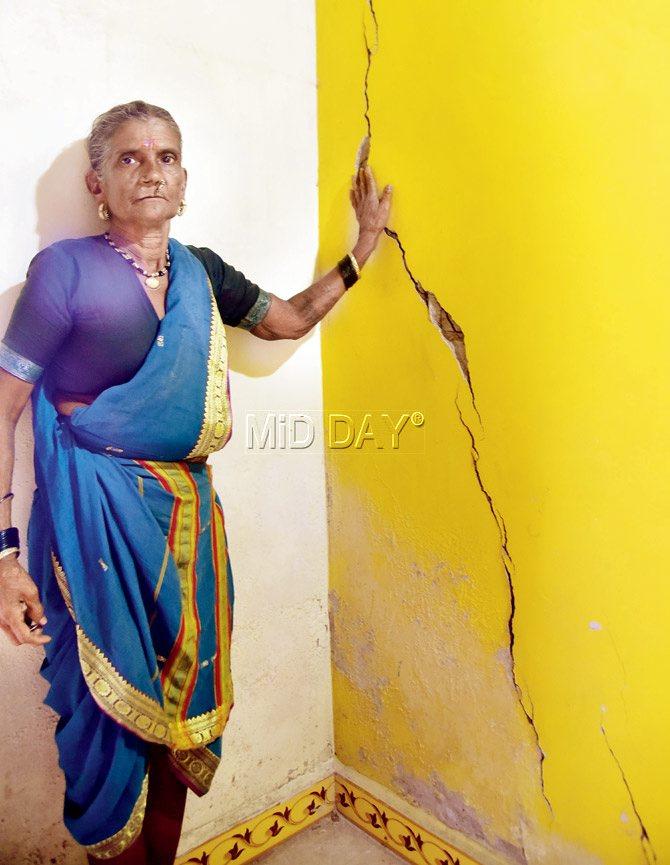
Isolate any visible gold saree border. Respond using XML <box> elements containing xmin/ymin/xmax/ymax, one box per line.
<box><xmin>143</xmin><ymin>462</ymin><xmax>202</xmax><ymax>726</ymax></box>
<box><xmin>85</xmin><ymin>772</ymin><xmax>149</xmax><ymax>860</ymax></box>
<box><xmin>168</xmin><ymin>744</ymin><xmax>220</xmax><ymax>797</ymax></box>
<box><xmin>78</xmin><ymin>624</ymin><xmax>232</xmax><ymax>749</ymax></box>
<box><xmin>77</xmin><ymin>625</ymin><xmax>171</xmax><ymax>745</ymax></box>
<box><xmin>50</xmin><ymin>549</ymin><xmax>75</xmax><ymax>619</ymax></box>
<box><xmin>210</xmin><ymin>485</ymin><xmax>234</xmax><ymax>711</ymax></box>
<box><xmin>51</xmin><ymin>550</ymin><xmax>233</xmax><ymax>750</ymax></box>
<box><xmin>186</xmin><ymin>277</ymin><xmax>232</xmax><ymax>459</ymax></box>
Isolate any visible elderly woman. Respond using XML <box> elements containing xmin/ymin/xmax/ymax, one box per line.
<box><xmin>0</xmin><ymin>101</ymin><xmax>392</xmax><ymax>864</ymax></box>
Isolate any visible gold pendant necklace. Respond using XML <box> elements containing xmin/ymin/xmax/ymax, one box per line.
<box><xmin>104</xmin><ymin>233</ymin><xmax>170</xmax><ymax>290</ymax></box>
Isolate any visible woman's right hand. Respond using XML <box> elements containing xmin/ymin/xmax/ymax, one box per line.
<box><xmin>350</xmin><ymin>163</ymin><xmax>393</xmax><ymax>240</ymax></box>
<box><xmin>0</xmin><ymin>555</ymin><xmax>51</xmax><ymax>646</ymax></box>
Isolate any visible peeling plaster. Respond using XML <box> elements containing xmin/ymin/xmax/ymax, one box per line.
<box><xmin>393</xmin><ymin>763</ymin><xmax>528</xmax><ymax>865</ymax></box>
<box><xmin>600</xmin><ymin>723</ymin><xmax>657</xmax><ymax>865</ymax></box>
<box><xmin>326</xmin><ymin>483</ymin><xmax>570</xmax><ymax>861</ymax></box>
<box><xmin>358</xmin><ymin>745</ymin><xmax>379</xmax><ymax>768</ymax></box>
<box><xmin>384</xmin><ymin>224</ymin><xmax>477</xmax><ymax>411</ymax></box>
<box><xmin>329</xmin><ymin>588</ymin><xmax>391</xmax><ymax>713</ymax></box>
<box><xmin>358</xmin><ymin>0</ymin><xmax>552</xmax><ymax>817</ymax></box>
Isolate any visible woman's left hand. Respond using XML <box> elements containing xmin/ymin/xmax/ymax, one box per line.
<box><xmin>350</xmin><ymin>164</ymin><xmax>393</xmax><ymax>241</ymax></box>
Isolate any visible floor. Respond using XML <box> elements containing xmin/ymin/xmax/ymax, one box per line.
<box><xmin>255</xmin><ymin>812</ymin><xmax>407</xmax><ymax>864</ymax></box>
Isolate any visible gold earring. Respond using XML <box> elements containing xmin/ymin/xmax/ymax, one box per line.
<box><xmin>177</xmin><ymin>199</ymin><xmax>187</xmax><ymax>217</ymax></box>
<box><xmin>98</xmin><ymin>202</ymin><xmax>110</xmax><ymax>221</ymax></box>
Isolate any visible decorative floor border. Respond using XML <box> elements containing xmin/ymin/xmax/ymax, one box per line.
<box><xmin>176</xmin><ymin>772</ymin><xmax>481</xmax><ymax>865</ymax></box>
<box><xmin>176</xmin><ymin>775</ymin><xmax>336</xmax><ymax>864</ymax></box>
<box><xmin>334</xmin><ymin>774</ymin><xmax>480</xmax><ymax>865</ymax></box>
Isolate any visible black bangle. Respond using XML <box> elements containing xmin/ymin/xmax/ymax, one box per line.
<box><xmin>337</xmin><ymin>254</ymin><xmax>359</xmax><ymax>289</ymax></box>
<box><xmin>0</xmin><ymin>527</ymin><xmax>20</xmax><ymax>552</ymax></box>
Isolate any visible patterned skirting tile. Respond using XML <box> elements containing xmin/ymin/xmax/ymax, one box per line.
<box><xmin>177</xmin><ymin>773</ymin><xmax>480</xmax><ymax>865</ymax></box>
<box><xmin>176</xmin><ymin>776</ymin><xmax>336</xmax><ymax>864</ymax></box>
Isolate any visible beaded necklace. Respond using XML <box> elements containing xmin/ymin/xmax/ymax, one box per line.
<box><xmin>104</xmin><ymin>232</ymin><xmax>170</xmax><ymax>290</ymax></box>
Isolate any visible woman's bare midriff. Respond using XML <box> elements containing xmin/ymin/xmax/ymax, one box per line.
<box><xmin>55</xmin><ymin>393</ymin><xmax>97</xmax><ymax>417</ymax></box>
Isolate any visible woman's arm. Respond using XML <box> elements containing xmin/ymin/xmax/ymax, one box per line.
<box><xmin>250</xmin><ymin>165</ymin><xmax>392</xmax><ymax>341</ymax></box>
<box><xmin>0</xmin><ymin>369</ymin><xmax>51</xmax><ymax>646</ymax></box>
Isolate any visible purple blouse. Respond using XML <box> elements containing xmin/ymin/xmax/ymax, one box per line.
<box><xmin>0</xmin><ymin>235</ymin><xmax>271</xmax><ymax>399</ymax></box>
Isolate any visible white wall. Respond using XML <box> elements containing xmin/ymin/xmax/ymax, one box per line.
<box><xmin>0</xmin><ymin>1</ymin><xmax>332</xmax><ymax>861</ymax></box>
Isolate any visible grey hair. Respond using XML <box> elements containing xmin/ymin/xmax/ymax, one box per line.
<box><xmin>86</xmin><ymin>100</ymin><xmax>182</xmax><ymax>174</ymax></box>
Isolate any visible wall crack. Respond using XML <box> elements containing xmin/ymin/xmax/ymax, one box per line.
<box><xmin>454</xmin><ymin>397</ymin><xmax>552</xmax><ymax>816</ymax></box>
<box><xmin>600</xmin><ymin>722</ymin><xmax>656</xmax><ymax>865</ymax></box>
<box><xmin>358</xmin><ymin>0</ymin><xmax>553</xmax><ymax>817</ymax></box>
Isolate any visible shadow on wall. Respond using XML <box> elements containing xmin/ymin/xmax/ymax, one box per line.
<box><xmin>0</xmin><ymin>142</ymin><xmax>100</xmax><ymax>333</ymax></box>
<box><xmin>35</xmin><ymin>140</ymin><xmax>101</xmax><ymax>246</ymax></box>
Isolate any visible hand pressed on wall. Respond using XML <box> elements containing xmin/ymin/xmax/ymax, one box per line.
<box><xmin>350</xmin><ymin>163</ymin><xmax>393</xmax><ymax>242</ymax></box>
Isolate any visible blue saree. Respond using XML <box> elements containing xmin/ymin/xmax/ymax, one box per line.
<box><xmin>27</xmin><ymin>238</ymin><xmax>236</xmax><ymax>858</ymax></box>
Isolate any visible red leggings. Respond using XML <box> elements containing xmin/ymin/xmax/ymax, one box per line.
<box><xmin>86</xmin><ymin>745</ymin><xmax>188</xmax><ymax>865</ymax></box>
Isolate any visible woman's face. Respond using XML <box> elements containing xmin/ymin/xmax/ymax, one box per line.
<box><xmin>88</xmin><ymin>117</ymin><xmax>187</xmax><ymax>228</ymax></box>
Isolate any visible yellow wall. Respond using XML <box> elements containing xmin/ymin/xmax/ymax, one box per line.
<box><xmin>316</xmin><ymin>2</ymin><xmax>670</xmax><ymax>863</ymax></box>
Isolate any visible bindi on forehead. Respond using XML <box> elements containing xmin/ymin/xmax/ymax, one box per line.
<box><xmin>141</xmin><ymin>138</ymin><xmax>159</xmax><ymax>148</ymax></box>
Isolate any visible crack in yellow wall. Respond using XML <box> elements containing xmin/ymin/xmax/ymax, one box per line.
<box><xmin>317</xmin><ymin>1</ymin><xmax>670</xmax><ymax>863</ymax></box>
